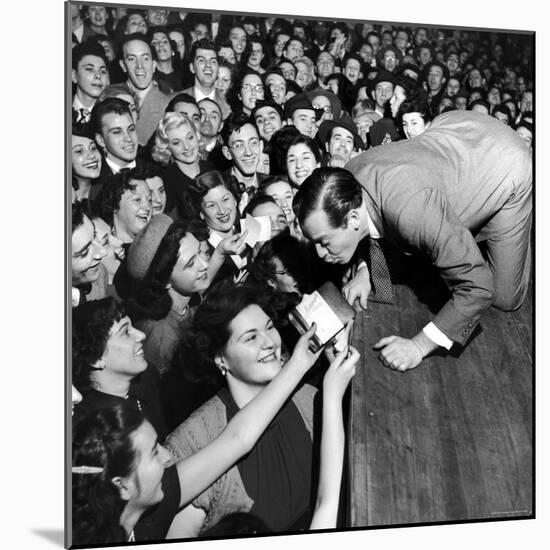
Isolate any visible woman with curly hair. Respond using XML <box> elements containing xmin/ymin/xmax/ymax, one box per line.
<box><xmin>151</xmin><ymin>112</ymin><xmax>212</xmax><ymax>216</ymax></box>
<box><xmin>164</xmin><ymin>281</ymin><xmax>359</xmax><ymax>537</ymax></box>
<box><xmin>397</xmin><ymin>91</ymin><xmax>433</xmax><ymax>139</ymax></box>
<box><xmin>72</xmin><ymin>297</ymin><xmax>166</xmax><ymax>437</ymax></box>
<box><xmin>186</xmin><ymin>170</ymin><xmax>246</xmax><ymax>283</ymax></box>
<box><xmin>72</xmin><ymin>308</ymin><xmax>330</xmax><ymax>545</ymax></box>
<box><xmin>92</xmin><ymin>167</ymin><xmax>152</xmax><ymax>244</ymax></box>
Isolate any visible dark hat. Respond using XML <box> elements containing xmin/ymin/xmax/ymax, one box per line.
<box><xmin>252</xmin><ymin>99</ymin><xmax>284</xmax><ymax>120</ymax></box>
<box><xmin>371</xmin><ymin>69</ymin><xmax>395</xmax><ymax>88</ymax></box>
<box><xmin>126</xmin><ymin>214</ymin><xmax>174</xmax><ymax>280</ymax></box>
<box><xmin>317</xmin><ymin>116</ymin><xmax>364</xmax><ymax>150</ymax></box>
<box><xmin>284</xmin><ymin>93</ymin><xmax>323</xmax><ymax>120</ymax></box>
<box><xmin>376</xmin><ymin>45</ymin><xmax>403</xmax><ymax>67</ymax></box>
<box><xmin>306</xmin><ymin>89</ymin><xmax>342</xmax><ymax>119</ymax></box>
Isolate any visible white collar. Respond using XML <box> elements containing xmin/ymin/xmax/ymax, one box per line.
<box><xmin>194</xmin><ymin>85</ymin><xmax>216</xmax><ymax>102</ymax></box>
<box><xmin>105</xmin><ymin>157</ymin><xmax>136</xmax><ymax>174</ymax></box>
<box><xmin>366</xmin><ymin>209</ymin><xmax>381</xmax><ymax>238</ymax></box>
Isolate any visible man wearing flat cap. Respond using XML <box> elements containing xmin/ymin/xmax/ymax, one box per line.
<box><xmin>284</xmin><ymin>93</ymin><xmax>323</xmax><ymax>139</ymax></box>
<box><xmin>317</xmin><ymin>117</ymin><xmax>364</xmax><ymax>167</ymax></box>
<box><xmin>368</xmin><ymin>69</ymin><xmax>400</xmax><ymax>145</ymax></box>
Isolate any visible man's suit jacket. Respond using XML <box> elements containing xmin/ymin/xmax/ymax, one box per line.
<box><xmin>183</xmin><ymin>86</ymin><xmax>232</xmax><ymax>120</ymax></box>
<box><xmin>136</xmin><ymin>82</ymin><xmax>173</xmax><ymax>147</ymax></box>
<box><xmin>346</xmin><ymin>110</ymin><xmax>532</xmax><ymax>344</ymax></box>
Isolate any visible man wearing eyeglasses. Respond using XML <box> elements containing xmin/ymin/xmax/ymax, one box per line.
<box><xmin>221</xmin><ymin>114</ymin><xmax>269</xmax><ymax>211</ymax></box>
<box><xmin>183</xmin><ymin>38</ymin><xmax>231</xmax><ymax>120</ymax></box>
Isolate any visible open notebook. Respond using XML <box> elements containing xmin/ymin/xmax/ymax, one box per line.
<box><xmin>288</xmin><ymin>281</ymin><xmax>356</xmax><ymax>353</ymax></box>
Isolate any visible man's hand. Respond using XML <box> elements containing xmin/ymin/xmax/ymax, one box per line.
<box><xmin>342</xmin><ymin>265</ymin><xmax>371</xmax><ymax>310</ymax></box>
<box><xmin>373</xmin><ymin>336</ymin><xmax>423</xmax><ymax>372</ymax></box>
<box><xmin>373</xmin><ymin>330</ymin><xmax>439</xmax><ymax>372</ymax></box>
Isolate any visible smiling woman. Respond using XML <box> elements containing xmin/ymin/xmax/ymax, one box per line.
<box><xmin>92</xmin><ymin>167</ymin><xmax>152</xmax><ymax>244</ymax></box>
<box><xmin>164</xmin><ymin>281</ymin><xmax>318</xmax><ymax>536</ymax></box>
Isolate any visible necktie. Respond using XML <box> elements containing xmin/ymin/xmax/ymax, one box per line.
<box><xmin>79</xmin><ymin>108</ymin><xmax>90</xmax><ymax>123</ymax></box>
<box><xmin>367</xmin><ymin>238</ymin><xmax>394</xmax><ymax>304</ymax></box>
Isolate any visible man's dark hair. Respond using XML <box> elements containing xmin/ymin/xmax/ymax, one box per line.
<box><xmin>90</xmin><ymin>98</ymin><xmax>132</xmax><ymax>136</ymax></box>
<box><xmin>190</xmin><ymin>37</ymin><xmax>217</xmax><ymax>61</ymax></box>
<box><xmin>220</xmin><ymin>112</ymin><xmax>257</xmax><ymax>146</ymax></box>
<box><xmin>72</xmin><ymin>40</ymin><xmax>108</xmax><ymax>70</ymax></box>
<box><xmin>165</xmin><ymin>92</ymin><xmax>197</xmax><ymax>114</ymax></box>
<box><xmin>242</xmin><ymin>195</ymin><xmax>279</xmax><ymax>217</ymax></box>
<box><xmin>492</xmin><ymin>104</ymin><xmax>512</xmax><ymax>124</ymax></box>
<box><xmin>293</xmin><ymin>167</ymin><xmax>363</xmax><ymax>228</ymax></box>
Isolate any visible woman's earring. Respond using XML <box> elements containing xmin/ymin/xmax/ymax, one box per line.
<box><xmin>220</xmin><ymin>366</ymin><xmax>227</xmax><ymax>376</ymax></box>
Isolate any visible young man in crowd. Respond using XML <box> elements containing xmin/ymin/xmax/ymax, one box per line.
<box><xmin>183</xmin><ymin>38</ymin><xmax>231</xmax><ymax>119</ymax></box>
<box><xmin>119</xmin><ymin>33</ymin><xmax>173</xmax><ymax>147</ymax></box>
<box><xmin>317</xmin><ymin>118</ymin><xmax>364</xmax><ymax>167</ymax></box>
<box><xmin>197</xmin><ymin>98</ymin><xmax>230</xmax><ymax>170</ymax></box>
<box><xmin>222</xmin><ymin>114</ymin><xmax>268</xmax><ymax>209</ymax></box>
<box><xmin>89</xmin><ymin>98</ymin><xmax>149</xmax><ymax>199</ymax></box>
<box><xmin>284</xmin><ymin>94</ymin><xmax>321</xmax><ymax>139</ymax></box>
<box><xmin>72</xmin><ymin>41</ymin><xmax>109</xmax><ymax>123</ymax></box>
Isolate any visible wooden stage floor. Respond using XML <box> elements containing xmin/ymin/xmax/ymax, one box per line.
<box><xmin>347</xmin><ymin>253</ymin><xmax>533</xmax><ymax>527</ymax></box>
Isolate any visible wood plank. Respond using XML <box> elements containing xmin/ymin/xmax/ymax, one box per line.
<box><xmin>348</xmin><ymin>268</ymin><xmax>533</xmax><ymax>527</ymax></box>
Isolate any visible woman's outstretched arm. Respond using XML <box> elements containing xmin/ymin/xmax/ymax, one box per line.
<box><xmin>174</xmin><ymin>323</ymin><xmax>321</xmax><ymax>507</ymax></box>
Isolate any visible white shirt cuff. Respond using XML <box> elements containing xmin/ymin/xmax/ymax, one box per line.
<box><xmin>423</xmin><ymin>322</ymin><xmax>453</xmax><ymax>350</ymax></box>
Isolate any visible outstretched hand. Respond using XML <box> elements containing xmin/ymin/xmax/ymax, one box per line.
<box><xmin>323</xmin><ymin>345</ymin><xmax>360</xmax><ymax>400</ymax></box>
<box><xmin>217</xmin><ymin>231</ymin><xmax>248</xmax><ymax>256</ymax></box>
<box><xmin>288</xmin><ymin>323</ymin><xmax>323</xmax><ymax>374</ymax></box>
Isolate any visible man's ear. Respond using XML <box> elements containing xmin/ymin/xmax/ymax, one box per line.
<box><xmin>111</xmin><ymin>476</ymin><xmax>132</xmax><ymax>502</ymax></box>
<box><xmin>152</xmin><ymin>59</ymin><xmax>157</xmax><ymax>73</ymax></box>
<box><xmin>347</xmin><ymin>209</ymin><xmax>360</xmax><ymax>230</ymax></box>
<box><xmin>119</xmin><ymin>58</ymin><xmax>127</xmax><ymax>74</ymax></box>
<box><xmin>189</xmin><ymin>61</ymin><xmax>195</xmax><ymax>75</ymax></box>
<box><xmin>72</xmin><ymin>69</ymin><xmax>79</xmax><ymax>85</ymax></box>
<box><xmin>95</xmin><ymin>133</ymin><xmax>106</xmax><ymax>151</ymax></box>
<box><xmin>222</xmin><ymin>145</ymin><xmax>232</xmax><ymax>161</ymax></box>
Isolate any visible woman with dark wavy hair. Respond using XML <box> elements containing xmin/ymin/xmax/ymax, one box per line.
<box><xmin>72</xmin><ymin>314</ymin><xmax>328</xmax><ymax>545</ymax></box>
<box><xmin>164</xmin><ymin>281</ymin><xmax>359</xmax><ymax>537</ymax></box>
<box><xmin>187</xmin><ymin>170</ymin><xmax>247</xmax><ymax>283</ymax></box>
<box><xmin>92</xmin><ymin>167</ymin><xmax>152</xmax><ymax>244</ymax></box>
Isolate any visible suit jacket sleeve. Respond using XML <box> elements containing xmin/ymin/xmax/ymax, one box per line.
<box><xmin>388</xmin><ymin>186</ymin><xmax>495</xmax><ymax>345</ymax></box>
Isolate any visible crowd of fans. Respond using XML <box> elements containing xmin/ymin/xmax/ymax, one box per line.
<box><xmin>70</xmin><ymin>3</ymin><xmax>534</xmax><ymax>546</ymax></box>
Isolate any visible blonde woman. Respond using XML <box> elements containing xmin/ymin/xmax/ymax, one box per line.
<box><xmin>152</xmin><ymin>112</ymin><xmax>212</xmax><ymax>217</ymax></box>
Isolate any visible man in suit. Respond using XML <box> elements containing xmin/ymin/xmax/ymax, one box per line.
<box><xmin>72</xmin><ymin>41</ymin><xmax>109</xmax><ymax>123</ymax></box>
<box><xmin>119</xmin><ymin>33</ymin><xmax>173</xmax><ymax>147</ymax></box>
<box><xmin>293</xmin><ymin>111</ymin><xmax>532</xmax><ymax>372</ymax></box>
<box><xmin>221</xmin><ymin>113</ymin><xmax>268</xmax><ymax>211</ymax></box>
<box><xmin>88</xmin><ymin>98</ymin><xmax>149</xmax><ymax>200</ymax></box>
<box><xmin>183</xmin><ymin>38</ymin><xmax>231</xmax><ymax>120</ymax></box>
